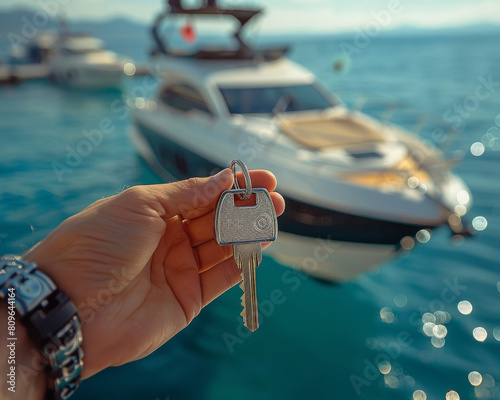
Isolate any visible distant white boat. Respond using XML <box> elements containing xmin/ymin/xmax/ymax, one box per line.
<box><xmin>9</xmin><ymin>29</ymin><xmax>133</xmax><ymax>89</ymax></box>
<box><xmin>132</xmin><ymin>1</ymin><xmax>474</xmax><ymax>281</ymax></box>
<box><xmin>48</xmin><ymin>33</ymin><xmax>131</xmax><ymax>88</ymax></box>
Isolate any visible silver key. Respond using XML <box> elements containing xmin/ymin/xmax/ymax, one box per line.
<box><xmin>215</xmin><ymin>162</ymin><xmax>277</xmax><ymax>332</ymax></box>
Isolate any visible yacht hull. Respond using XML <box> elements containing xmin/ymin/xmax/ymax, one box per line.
<box><xmin>131</xmin><ymin>122</ymin><xmax>440</xmax><ymax>281</ymax></box>
<box><xmin>49</xmin><ymin>64</ymin><xmax>124</xmax><ymax>89</ymax></box>
<box><xmin>268</xmin><ymin>231</ymin><xmax>398</xmax><ymax>281</ymax></box>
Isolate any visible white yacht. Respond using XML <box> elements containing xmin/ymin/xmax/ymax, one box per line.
<box><xmin>48</xmin><ymin>33</ymin><xmax>131</xmax><ymax>89</ymax></box>
<box><xmin>131</xmin><ymin>1</ymin><xmax>473</xmax><ymax>281</ymax></box>
<box><xmin>9</xmin><ymin>26</ymin><xmax>132</xmax><ymax>89</ymax></box>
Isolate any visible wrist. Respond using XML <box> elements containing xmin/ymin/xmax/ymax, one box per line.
<box><xmin>0</xmin><ymin>302</ymin><xmax>46</xmax><ymax>400</ymax></box>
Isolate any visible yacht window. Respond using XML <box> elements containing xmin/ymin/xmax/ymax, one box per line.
<box><xmin>219</xmin><ymin>84</ymin><xmax>334</xmax><ymax>114</ymax></box>
<box><xmin>160</xmin><ymin>84</ymin><xmax>212</xmax><ymax>114</ymax></box>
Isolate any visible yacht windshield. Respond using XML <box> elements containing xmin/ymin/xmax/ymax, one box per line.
<box><xmin>219</xmin><ymin>84</ymin><xmax>334</xmax><ymax>114</ymax></box>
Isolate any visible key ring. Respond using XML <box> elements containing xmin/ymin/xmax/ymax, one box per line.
<box><xmin>230</xmin><ymin>159</ymin><xmax>252</xmax><ymax>200</ymax></box>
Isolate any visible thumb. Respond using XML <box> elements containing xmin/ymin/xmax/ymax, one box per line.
<box><xmin>148</xmin><ymin>169</ymin><xmax>233</xmax><ymax>220</ymax></box>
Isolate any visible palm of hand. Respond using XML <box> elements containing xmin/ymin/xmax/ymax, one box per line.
<box><xmin>25</xmin><ymin>189</ymin><xmax>200</xmax><ymax>377</ymax></box>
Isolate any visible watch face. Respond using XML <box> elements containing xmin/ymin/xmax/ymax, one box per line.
<box><xmin>19</xmin><ymin>278</ymin><xmax>43</xmax><ymax>299</ymax></box>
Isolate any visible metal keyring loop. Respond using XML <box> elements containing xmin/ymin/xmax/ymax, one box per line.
<box><xmin>230</xmin><ymin>159</ymin><xmax>252</xmax><ymax>200</ymax></box>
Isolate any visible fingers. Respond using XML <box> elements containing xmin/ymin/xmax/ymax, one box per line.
<box><xmin>235</xmin><ymin>169</ymin><xmax>277</xmax><ymax>192</ymax></box>
<box><xmin>270</xmin><ymin>192</ymin><xmax>285</xmax><ymax>216</ymax></box>
<box><xmin>184</xmin><ymin>211</ymin><xmax>214</xmax><ymax>246</ymax></box>
<box><xmin>144</xmin><ymin>169</ymin><xmax>281</xmax><ymax>221</ymax></box>
<box><xmin>199</xmin><ymin>244</ymin><xmax>276</xmax><ymax>306</ymax></box>
<box><xmin>145</xmin><ymin>168</ymin><xmax>285</xmax><ymax>277</ymax></box>
<box><xmin>194</xmin><ymin>239</ymin><xmax>273</xmax><ymax>273</ymax></box>
<box><xmin>195</xmin><ymin>240</ymin><xmax>233</xmax><ymax>273</ymax></box>
<box><xmin>151</xmin><ymin>169</ymin><xmax>233</xmax><ymax>220</ymax></box>
<box><xmin>200</xmin><ymin>258</ymin><xmax>241</xmax><ymax>307</ymax></box>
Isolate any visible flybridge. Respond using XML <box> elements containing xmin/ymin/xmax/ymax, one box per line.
<box><xmin>166</xmin><ymin>0</ymin><xmax>262</xmax><ymax>25</ymax></box>
<box><xmin>150</xmin><ymin>0</ymin><xmax>288</xmax><ymax>61</ymax></box>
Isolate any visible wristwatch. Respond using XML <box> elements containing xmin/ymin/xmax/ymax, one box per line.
<box><xmin>0</xmin><ymin>255</ymin><xmax>84</xmax><ymax>400</ymax></box>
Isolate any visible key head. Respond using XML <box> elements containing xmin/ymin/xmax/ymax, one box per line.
<box><xmin>215</xmin><ymin>188</ymin><xmax>278</xmax><ymax>245</ymax></box>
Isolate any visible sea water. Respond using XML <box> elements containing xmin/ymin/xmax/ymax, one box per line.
<box><xmin>1</xmin><ymin>33</ymin><xmax>499</xmax><ymax>400</ymax></box>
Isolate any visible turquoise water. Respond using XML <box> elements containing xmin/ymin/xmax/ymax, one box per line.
<box><xmin>1</xmin><ymin>33</ymin><xmax>500</xmax><ymax>399</ymax></box>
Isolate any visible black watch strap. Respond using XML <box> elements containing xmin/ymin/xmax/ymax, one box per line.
<box><xmin>0</xmin><ymin>255</ymin><xmax>84</xmax><ymax>400</ymax></box>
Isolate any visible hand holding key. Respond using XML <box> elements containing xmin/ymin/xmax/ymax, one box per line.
<box><xmin>21</xmin><ymin>168</ymin><xmax>284</xmax><ymax>381</ymax></box>
<box><xmin>215</xmin><ymin>160</ymin><xmax>278</xmax><ymax>332</ymax></box>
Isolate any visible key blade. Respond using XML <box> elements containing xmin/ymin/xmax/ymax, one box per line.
<box><xmin>241</xmin><ymin>252</ymin><xmax>259</xmax><ymax>331</ymax></box>
<box><xmin>234</xmin><ymin>243</ymin><xmax>261</xmax><ymax>332</ymax></box>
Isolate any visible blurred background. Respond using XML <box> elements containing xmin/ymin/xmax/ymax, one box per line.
<box><xmin>1</xmin><ymin>0</ymin><xmax>500</xmax><ymax>399</ymax></box>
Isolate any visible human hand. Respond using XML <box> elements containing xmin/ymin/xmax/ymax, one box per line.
<box><xmin>24</xmin><ymin>169</ymin><xmax>285</xmax><ymax>379</ymax></box>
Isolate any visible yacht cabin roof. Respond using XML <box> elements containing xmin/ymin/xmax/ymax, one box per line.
<box><xmin>154</xmin><ymin>56</ymin><xmax>316</xmax><ymax>88</ymax></box>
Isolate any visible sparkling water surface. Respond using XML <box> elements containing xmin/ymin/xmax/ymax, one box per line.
<box><xmin>1</xmin><ymin>34</ymin><xmax>500</xmax><ymax>400</ymax></box>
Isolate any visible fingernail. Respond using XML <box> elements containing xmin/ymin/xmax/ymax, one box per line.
<box><xmin>211</xmin><ymin>168</ymin><xmax>231</xmax><ymax>184</ymax></box>
<box><xmin>210</xmin><ymin>168</ymin><xmax>229</xmax><ymax>181</ymax></box>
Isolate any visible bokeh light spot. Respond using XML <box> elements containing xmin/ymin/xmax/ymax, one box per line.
<box><xmin>458</xmin><ymin>300</ymin><xmax>472</xmax><ymax>315</ymax></box>
<box><xmin>422</xmin><ymin>312</ymin><xmax>436</xmax><ymax>324</ymax></box>
<box><xmin>416</xmin><ymin>229</ymin><xmax>431</xmax><ymax>243</ymax></box>
<box><xmin>407</xmin><ymin>176</ymin><xmax>419</xmax><ymax>189</ymax></box>
<box><xmin>380</xmin><ymin>307</ymin><xmax>395</xmax><ymax>323</ymax></box>
<box><xmin>473</xmin><ymin>327</ymin><xmax>487</xmax><ymax>342</ymax></box>
<box><xmin>434</xmin><ymin>311</ymin><xmax>451</xmax><ymax>324</ymax></box>
<box><xmin>475</xmin><ymin>386</ymin><xmax>492</xmax><ymax>399</ymax></box>
<box><xmin>417</xmin><ymin>183</ymin><xmax>428</xmax><ymax>193</ymax></box>
<box><xmin>468</xmin><ymin>371</ymin><xmax>483</xmax><ymax>386</ymax></box>
<box><xmin>484</xmin><ymin>126</ymin><xmax>500</xmax><ymax>151</ymax></box>
<box><xmin>423</xmin><ymin>322</ymin><xmax>435</xmax><ymax>337</ymax></box>
<box><xmin>433</xmin><ymin>324</ymin><xmax>448</xmax><ymax>338</ymax></box>
<box><xmin>378</xmin><ymin>360</ymin><xmax>391</xmax><ymax>374</ymax></box>
<box><xmin>493</xmin><ymin>327</ymin><xmax>500</xmax><ymax>341</ymax></box>
<box><xmin>431</xmin><ymin>336</ymin><xmax>445</xmax><ymax>348</ymax></box>
<box><xmin>413</xmin><ymin>389</ymin><xmax>427</xmax><ymax>400</ymax></box>
<box><xmin>451</xmin><ymin>234</ymin><xmax>465</xmax><ymax>246</ymax></box>
<box><xmin>470</xmin><ymin>142</ymin><xmax>485</xmax><ymax>156</ymax></box>
<box><xmin>482</xmin><ymin>374</ymin><xmax>495</xmax><ymax>388</ymax></box>
<box><xmin>446</xmin><ymin>390</ymin><xmax>460</xmax><ymax>400</ymax></box>
<box><xmin>472</xmin><ymin>216</ymin><xmax>488</xmax><ymax>231</ymax></box>
<box><xmin>400</xmin><ymin>236</ymin><xmax>415</xmax><ymax>250</ymax></box>
<box><xmin>146</xmin><ymin>100</ymin><xmax>158</xmax><ymax>111</ymax></box>
<box><xmin>123</xmin><ymin>62</ymin><xmax>136</xmax><ymax>76</ymax></box>
<box><xmin>456</xmin><ymin>190</ymin><xmax>470</xmax><ymax>205</ymax></box>
<box><xmin>134</xmin><ymin>97</ymin><xmax>146</xmax><ymax>109</ymax></box>
<box><xmin>391</xmin><ymin>362</ymin><xmax>403</xmax><ymax>376</ymax></box>
<box><xmin>394</xmin><ymin>293</ymin><xmax>408</xmax><ymax>308</ymax></box>
<box><xmin>453</xmin><ymin>205</ymin><xmax>467</xmax><ymax>216</ymax></box>
<box><xmin>385</xmin><ymin>375</ymin><xmax>401</xmax><ymax>389</ymax></box>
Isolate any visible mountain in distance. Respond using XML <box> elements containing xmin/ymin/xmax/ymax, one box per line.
<box><xmin>1</xmin><ymin>7</ymin><xmax>499</xmax><ymax>49</ymax></box>
<box><xmin>0</xmin><ymin>8</ymin><xmax>148</xmax><ymax>39</ymax></box>
<box><xmin>0</xmin><ymin>8</ymin><xmax>151</xmax><ymax>61</ymax></box>
<box><xmin>385</xmin><ymin>23</ymin><xmax>500</xmax><ymax>37</ymax></box>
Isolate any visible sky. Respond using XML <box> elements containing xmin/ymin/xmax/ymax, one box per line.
<box><xmin>1</xmin><ymin>0</ymin><xmax>500</xmax><ymax>33</ymax></box>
